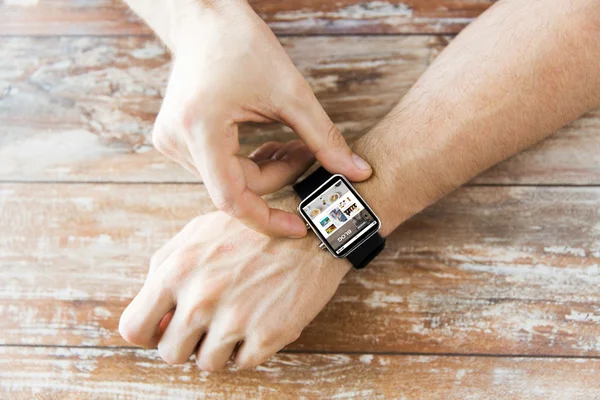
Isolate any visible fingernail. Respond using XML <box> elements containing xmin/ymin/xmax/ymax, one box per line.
<box><xmin>352</xmin><ymin>153</ymin><xmax>371</xmax><ymax>171</ymax></box>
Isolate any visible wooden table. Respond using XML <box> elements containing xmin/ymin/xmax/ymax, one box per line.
<box><xmin>1</xmin><ymin>1</ymin><xmax>599</xmax><ymax>398</ymax></box>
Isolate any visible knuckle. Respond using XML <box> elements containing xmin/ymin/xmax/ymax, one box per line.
<box><xmin>171</xmin><ymin>246</ymin><xmax>193</xmax><ymax>265</ymax></box>
<box><xmin>151</xmin><ymin>131</ymin><xmax>171</xmax><ymax>155</ymax></box>
<box><xmin>173</xmin><ymin>105</ymin><xmax>196</xmax><ymax>138</ymax></box>
<box><xmin>234</xmin><ymin>349</ymin><xmax>257</xmax><ymax>370</ymax></box>
<box><xmin>313</xmin><ymin>122</ymin><xmax>345</xmax><ymax>161</ymax></box>
<box><xmin>233</xmin><ymin>328</ymin><xmax>299</xmax><ymax>370</ymax></box>
<box><xmin>118</xmin><ymin>311</ymin><xmax>144</xmax><ymax>346</ymax></box>
<box><xmin>190</xmin><ymin>215</ymin><xmax>206</xmax><ymax>227</ymax></box>
<box><xmin>148</xmin><ymin>252</ymin><xmax>163</xmax><ymax>272</ymax></box>
<box><xmin>157</xmin><ymin>269</ymin><xmax>179</xmax><ymax>295</ymax></box>
<box><xmin>195</xmin><ymin>356</ymin><xmax>222</xmax><ymax>372</ymax></box>
<box><xmin>282</xmin><ymin>82</ymin><xmax>315</xmax><ymax>120</ymax></box>
<box><xmin>214</xmin><ymin>198</ymin><xmax>236</xmax><ymax>216</ymax></box>
<box><xmin>157</xmin><ymin>342</ymin><xmax>186</xmax><ymax>365</ymax></box>
<box><xmin>182</xmin><ymin>299</ymin><xmax>215</xmax><ymax>327</ymax></box>
<box><xmin>220</xmin><ymin>308</ymin><xmax>249</xmax><ymax>331</ymax></box>
<box><xmin>168</xmin><ymin>97</ymin><xmax>215</xmax><ymax>144</ymax></box>
<box><xmin>290</xmin><ymin>80</ymin><xmax>315</xmax><ymax>103</ymax></box>
<box><xmin>160</xmin><ymin>97</ymin><xmax>191</xmax><ymax>126</ymax></box>
<box><xmin>151</xmin><ymin>119</ymin><xmax>175</xmax><ymax>154</ymax></box>
<box><xmin>161</xmin><ymin>248</ymin><xmax>197</xmax><ymax>287</ymax></box>
<box><xmin>324</xmin><ymin>121</ymin><xmax>345</xmax><ymax>149</ymax></box>
<box><xmin>234</xmin><ymin>345</ymin><xmax>272</xmax><ymax>370</ymax></box>
<box><xmin>254</xmin><ymin>327</ymin><xmax>286</xmax><ymax>351</ymax></box>
<box><xmin>213</xmin><ymin>196</ymin><xmax>246</xmax><ymax>220</ymax></box>
<box><xmin>208</xmin><ymin>318</ymin><xmax>245</xmax><ymax>348</ymax></box>
<box><xmin>152</xmin><ymin>108</ymin><xmax>198</xmax><ymax>153</ymax></box>
<box><xmin>234</xmin><ymin>357</ymin><xmax>255</xmax><ymax>370</ymax></box>
<box><xmin>289</xmin><ymin>330</ymin><xmax>302</xmax><ymax>344</ymax></box>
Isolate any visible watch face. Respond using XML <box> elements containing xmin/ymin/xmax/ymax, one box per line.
<box><xmin>298</xmin><ymin>175</ymin><xmax>380</xmax><ymax>258</ymax></box>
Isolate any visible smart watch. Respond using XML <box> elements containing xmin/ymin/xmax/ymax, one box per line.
<box><xmin>293</xmin><ymin>167</ymin><xmax>385</xmax><ymax>269</ymax></box>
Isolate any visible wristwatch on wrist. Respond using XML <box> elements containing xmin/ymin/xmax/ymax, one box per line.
<box><xmin>293</xmin><ymin>167</ymin><xmax>386</xmax><ymax>269</ymax></box>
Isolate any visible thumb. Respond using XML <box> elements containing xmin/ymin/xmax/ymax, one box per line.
<box><xmin>281</xmin><ymin>88</ymin><xmax>372</xmax><ymax>182</ymax></box>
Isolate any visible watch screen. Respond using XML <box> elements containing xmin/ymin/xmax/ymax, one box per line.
<box><xmin>300</xmin><ymin>176</ymin><xmax>379</xmax><ymax>257</ymax></box>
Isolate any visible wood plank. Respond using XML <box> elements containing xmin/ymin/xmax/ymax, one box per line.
<box><xmin>1</xmin><ymin>36</ymin><xmax>599</xmax><ymax>184</ymax></box>
<box><xmin>477</xmin><ymin>110</ymin><xmax>600</xmax><ymax>184</ymax></box>
<box><xmin>2</xmin><ymin>184</ymin><xmax>600</xmax><ymax>356</ymax></box>
<box><xmin>1</xmin><ymin>347</ymin><xmax>598</xmax><ymax>399</ymax></box>
<box><xmin>0</xmin><ymin>0</ymin><xmax>495</xmax><ymax>36</ymax></box>
<box><xmin>0</xmin><ymin>35</ymin><xmax>427</xmax><ymax>183</ymax></box>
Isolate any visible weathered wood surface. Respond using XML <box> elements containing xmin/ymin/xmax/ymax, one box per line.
<box><xmin>1</xmin><ymin>36</ymin><xmax>599</xmax><ymax>184</ymax></box>
<box><xmin>0</xmin><ymin>35</ymin><xmax>425</xmax><ymax>183</ymax></box>
<box><xmin>1</xmin><ymin>347</ymin><xmax>598</xmax><ymax>399</ymax></box>
<box><xmin>2</xmin><ymin>0</ymin><xmax>597</xmax><ymax>397</ymax></box>
<box><xmin>0</xmin><ymin>0</ymin><xmax>495</xmax><ymax>36</ymax></box>
<box><xmin>2</xmin><ymin>183</ymin><xmax>599</xmax><ymax>355</ymax></box>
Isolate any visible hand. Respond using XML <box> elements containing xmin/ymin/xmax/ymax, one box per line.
<box><xmin>118</xmin><ymin>196</ymin><xmax>351</xmax><ymax>371</ymax></box>
<box><xmin>151</xmin><ymin>0</ymin><xmax>372</xmax><ymax>238</ymax></box>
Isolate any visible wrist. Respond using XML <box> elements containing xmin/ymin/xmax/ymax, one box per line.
<box><xmin>352</xmin><ymin>162</ymin><xmax>428</xmax><ymax>238</ymax></box>
<box><xmin>351</xmin><ymin>129</ymin><xmax>440</xmax><ymax>238</ymax></box>
<box><xmin>170</xmin><ymin>0</ymin><xmax>251</xmax><ymax>53</ymax></box>
<box><xmin>267</xmin><ymin>188</ymin><xmax>353</xmax><ymax>274</ymax></box>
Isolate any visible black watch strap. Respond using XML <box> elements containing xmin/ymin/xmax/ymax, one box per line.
<box><xmin>293</xmin><ymin>166</ymin><xmax>334</xmax><ymax>198</ymax></box>
<box><xmin>346</xmin><ymin>233</ymin><xmax>386</xmax><ymax>269</ymax></box>
<box><xmin>293</xmin><ymin>167</ymin><xmax>385</xmax><ymax>269</ymax></box>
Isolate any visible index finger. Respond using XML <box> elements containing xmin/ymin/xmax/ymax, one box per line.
<box><xmin>189</xmin><ymin>123</ymin><xmax>307</xmax><ymax>238</ymax></box>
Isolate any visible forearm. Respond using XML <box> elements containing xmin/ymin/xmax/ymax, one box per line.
<box><xmin>354</xmin><ymin>0</ymin><xmax>600</xmax><ymax>237</ymax></box>
<box><xmin>124</xmin><ymin>0</ymin><xmax>248</xmax><ymax>52</ymax></box>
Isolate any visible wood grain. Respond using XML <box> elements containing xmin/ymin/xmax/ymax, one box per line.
<box><xmin>1</xmin><ymin>36</ymin><xmax>598</xmax><ymax>184</ymax></box>
<box><xmin>1</xmin><ymin>347</ymin><xmax>599</xmax><ymax>399</ymax></box>
<box><xmin>2</xmin><ymin>183</ymin><xmax>599</xmax><ymax>356</ymax></box>
<box><xmin>0</xmin><ymin>0</ymin><xmax>495</xmax><ymax>36</ymax></box>
<box><xmin>0</xmin><ymin>35</ymin><xmax>426</xmax><ymax>183</ymax></box>
<box><xmin>3</xmin><ymin>0</ymin><xmax>596</xmax><ymax>396</ymax></box>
